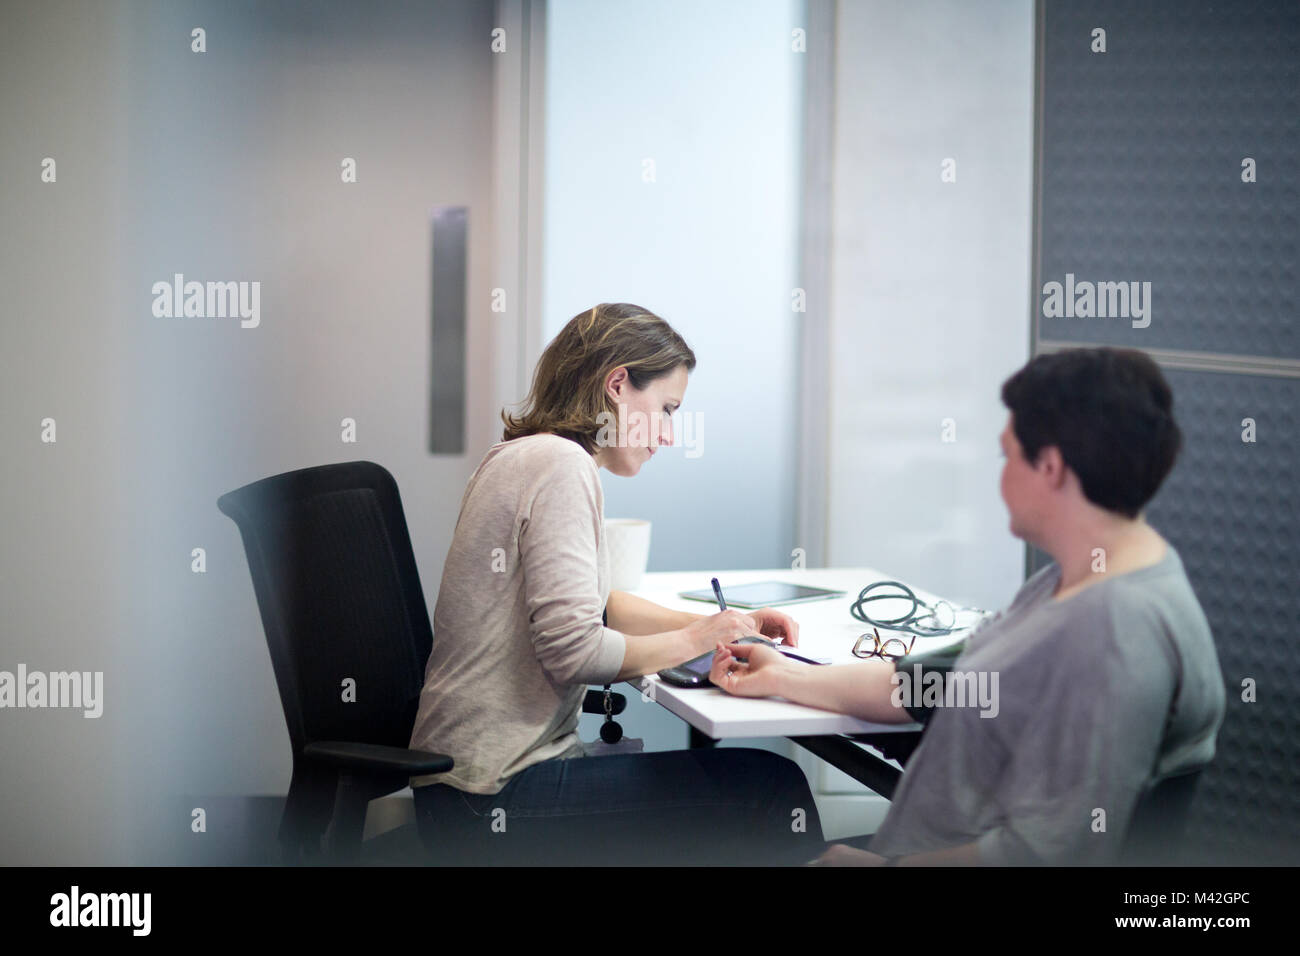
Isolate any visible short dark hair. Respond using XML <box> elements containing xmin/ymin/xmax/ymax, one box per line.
<box><xmin>1000</xmin><ymin>348</ymin><xmax>1182</xmax><ymax>518</ymax></box>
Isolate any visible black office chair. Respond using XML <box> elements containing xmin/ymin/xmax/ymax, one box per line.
<box><xmin>1120</xmin><ymin>765</ymin><xmax>1205</xmax><ymax>865</ymax></box>
<box><xmin>218</xmin><ymin>460</ymin><xmax>623</xmax><ymax>864</ymax></box>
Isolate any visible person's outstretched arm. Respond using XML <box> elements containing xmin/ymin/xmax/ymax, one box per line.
<box><xmin>708</xmin><ymin>642</ymin><xmax>913</xmax><ymax>724</ymax></box>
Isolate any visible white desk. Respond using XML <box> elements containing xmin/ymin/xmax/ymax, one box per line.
<box><xmin>621</xmin><ymin>567</ymin><xmax>974</xmax><ymax>796</ymax></box>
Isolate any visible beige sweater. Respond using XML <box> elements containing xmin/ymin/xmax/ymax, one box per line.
<box><xmin>408</xmin><ymin>433</ymin><xmax>627</xmax><ymax>793</ymax></box>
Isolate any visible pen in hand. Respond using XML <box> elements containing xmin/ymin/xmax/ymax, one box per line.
<box><xmin>711</xmin><ymin>576</ymin><xmax>783</xmax><ymax>646</ymax></box>
<box><xmin>711</xmin><ymin>576</ymin><xmax>726</xmax><ymax>611</ymax></box>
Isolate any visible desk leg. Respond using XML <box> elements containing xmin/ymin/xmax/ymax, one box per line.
<box><xmin>689</xmin><ymin>726</ymin><xmax>718</xmax><ymax>749</ymax></box>
<box><xmin>790</xmin><ymin>735</ymin><xmax>902</xmax><ymax>800</ymax></box>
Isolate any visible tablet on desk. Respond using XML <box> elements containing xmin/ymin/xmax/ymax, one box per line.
<box><xmin>678</xmin><ymin>580</ymin><xmax>845</xmax><ymax>608</ymax></box>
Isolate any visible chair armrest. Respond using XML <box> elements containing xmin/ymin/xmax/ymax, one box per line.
<box><xmin>302</xmin><ymin>741</ymin><xmax>453</xmax><ymax>775</ymax></box>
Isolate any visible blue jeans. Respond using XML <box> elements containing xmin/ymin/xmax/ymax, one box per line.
<box><xmin>413</xmin><ymin>748</ymin><xmax>825</xmax><ymax>866</ymax></box>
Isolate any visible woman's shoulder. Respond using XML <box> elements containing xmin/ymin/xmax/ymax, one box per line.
<box><xmin>495</xmin><ymin>432</ymin><xmax>592</xmax><ymax>468</ymax></box>
<box><xmin>489</xmin><ymin>434</ymin><xmax>601</xmax><ymax>520</ymax></box>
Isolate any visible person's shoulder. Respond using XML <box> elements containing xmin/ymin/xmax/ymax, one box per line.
<box><xmin>993</xmin><ymin>567</ymin><xmax>1136</xmax><ymax>669</ymax></box>
<box><xmin>1068</xmin><ymin>547</ymin><xmax>1203</xmax><ymax>683</ymax></box>
<box><xmin>1105</xmin><ymin>544</ymin><xmax>1197</xmax><ymax>621</ymax></box>
<box><xmin>1112</xmin><ymin>545</ymin><xmax>1215</xmax><ymax>651</ymax></box>
<box><xmin>1051</xmin><ymin>563</ymin><xmax>1161</xmax><ymax>641</ymax></box>
<box><xmin>504</xmin><ymin>434</ymin><xmax>599</xmax><ymax>502</ymax></box>
<box><xmin>503</xmin><ymin>432</ymin><xmax>592</xmax><ymax>465</ymax></box>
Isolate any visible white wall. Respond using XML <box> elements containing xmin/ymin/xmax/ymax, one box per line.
<box><xmin>542</xmin><ymin>0</ymin><xmax>808</xmax><ymax>752</ymax></box>
<box><xmin>1</xmin><ymin>0</ymin><xmax>498</xmax><ymax>864</ymax></box>
<box><xmin>826</xmin><ymin>0</ymin><xmax>1034</xmax><ymax>612</ymax></box>
<box><xmin>0</xmin><ymin>0</ymin><xmax>134</xmax><ymax>868</ymax></box>
<box><xmin>807</xmin><ymin>0</ymin><xmax>1034</xmax><ymax>837</ymax></box>
<box><xmin>542</xmin><ymin>0</ymin><xmax>806</xmax><ymax>571</ymax></box>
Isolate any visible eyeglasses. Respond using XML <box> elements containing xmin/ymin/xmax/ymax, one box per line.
<box><xmin>852</xmin><ymin>627</ymin><xmax>916</xmax><ymax>662</ymax></box>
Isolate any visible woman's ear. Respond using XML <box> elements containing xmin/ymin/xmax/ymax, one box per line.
<box><xmin>605</xmin><ymin>365</ymin><xmax>628</xmax><ymax>402</ymax></box>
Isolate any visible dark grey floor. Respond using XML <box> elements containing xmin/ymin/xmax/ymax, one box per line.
<box><xmin>162</xmin><ymin>793</ymin><xmax>1298</xmax><ymax>866</ymax></box>
<box><xmin>165</xmin><ymin>795</ymin><xmax>428</xmax><ymax>866</ymax></box>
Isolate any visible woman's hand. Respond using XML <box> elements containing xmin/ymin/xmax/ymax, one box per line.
<box><xmin>747</xmin><ymin>606</ymin><xmax>799</xmax><ymax>647</ymax></box>
<box><xmin>809</xmin><ymin>845</ymin><xmax>889</xmax><ymax>866</ymax></box>
<box><xmin>681</xmin><ymin>610</ymin><xmax>760</xmax><ymax>657</ymax></box>
<box><xmin>708</xmin><ymin>641</ymin><xmax>796</xmax><ymax>699</ymax></box>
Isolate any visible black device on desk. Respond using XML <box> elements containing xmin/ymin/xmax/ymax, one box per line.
<box><xmin>658</xmin><ymin>636</ymin><xmax>824</xmax><ymax>688</ymax></box>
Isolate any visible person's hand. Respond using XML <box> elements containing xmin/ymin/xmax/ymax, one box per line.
<box><xmin>809</xmin><ymin>844</ymin><xmax>889</xmax><ymax>866</ymax></box>
<box><xmin>682</xmin><ymin>610</ymin><xmax>760</xmax><ymax>657</ymax></box>
<box><xmin>748</xmin><ymin>606</ymin><xmax>799</xmax><ymax>647</ymax></box>
<box><xmin>708</xmin><ymin>640</ymin><xmax>794</xmax><ymax>698</ymax></box>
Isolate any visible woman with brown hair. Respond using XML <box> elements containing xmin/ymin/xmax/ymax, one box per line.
<box><xmin>409</xmin><ymin>302</ymin><xmax>823</xmax><ymax>865</ymax></box>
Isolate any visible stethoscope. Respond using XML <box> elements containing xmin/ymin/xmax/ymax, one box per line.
<box><xmin>850</xmin><ymin>580</ymin><xmax>986</xmax><ymax>638</ymax></box>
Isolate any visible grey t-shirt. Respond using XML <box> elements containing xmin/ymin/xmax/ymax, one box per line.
<box><xmin>868</xmin><ymin>544</ymin><xmax>1225</xmax><ymax>865</ymax></box>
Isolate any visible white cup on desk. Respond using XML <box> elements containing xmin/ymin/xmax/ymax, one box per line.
<box><xmin>604</xmin><ymin>518</ymin><xmax>652</xmax><ymax>591</ymax></box>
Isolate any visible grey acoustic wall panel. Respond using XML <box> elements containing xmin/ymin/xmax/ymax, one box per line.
<box><xmin>1146</xmin><ymin>370</ymin><xmax>1300</xmax><ymax>860</ymax></box>
<box><xmin>1037</xmin><ymin>0</ymin><xmax>1299</xmax><ymax>359</ymax></box>
<box><xmin>1035</xmin><ymin>0</ymin><xmax>1300</xmax><ymax>862</ymax></box>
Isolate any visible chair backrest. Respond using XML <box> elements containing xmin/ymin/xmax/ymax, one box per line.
<box><xmin>217</xmin><ymin>461</ymin><xmax>433</xmax><ymax>758</ymax></box>
<box><xmin>1121</xmin><ymin>765</ymin><xmax>1205</xmax><ymax>864</ymax></box>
